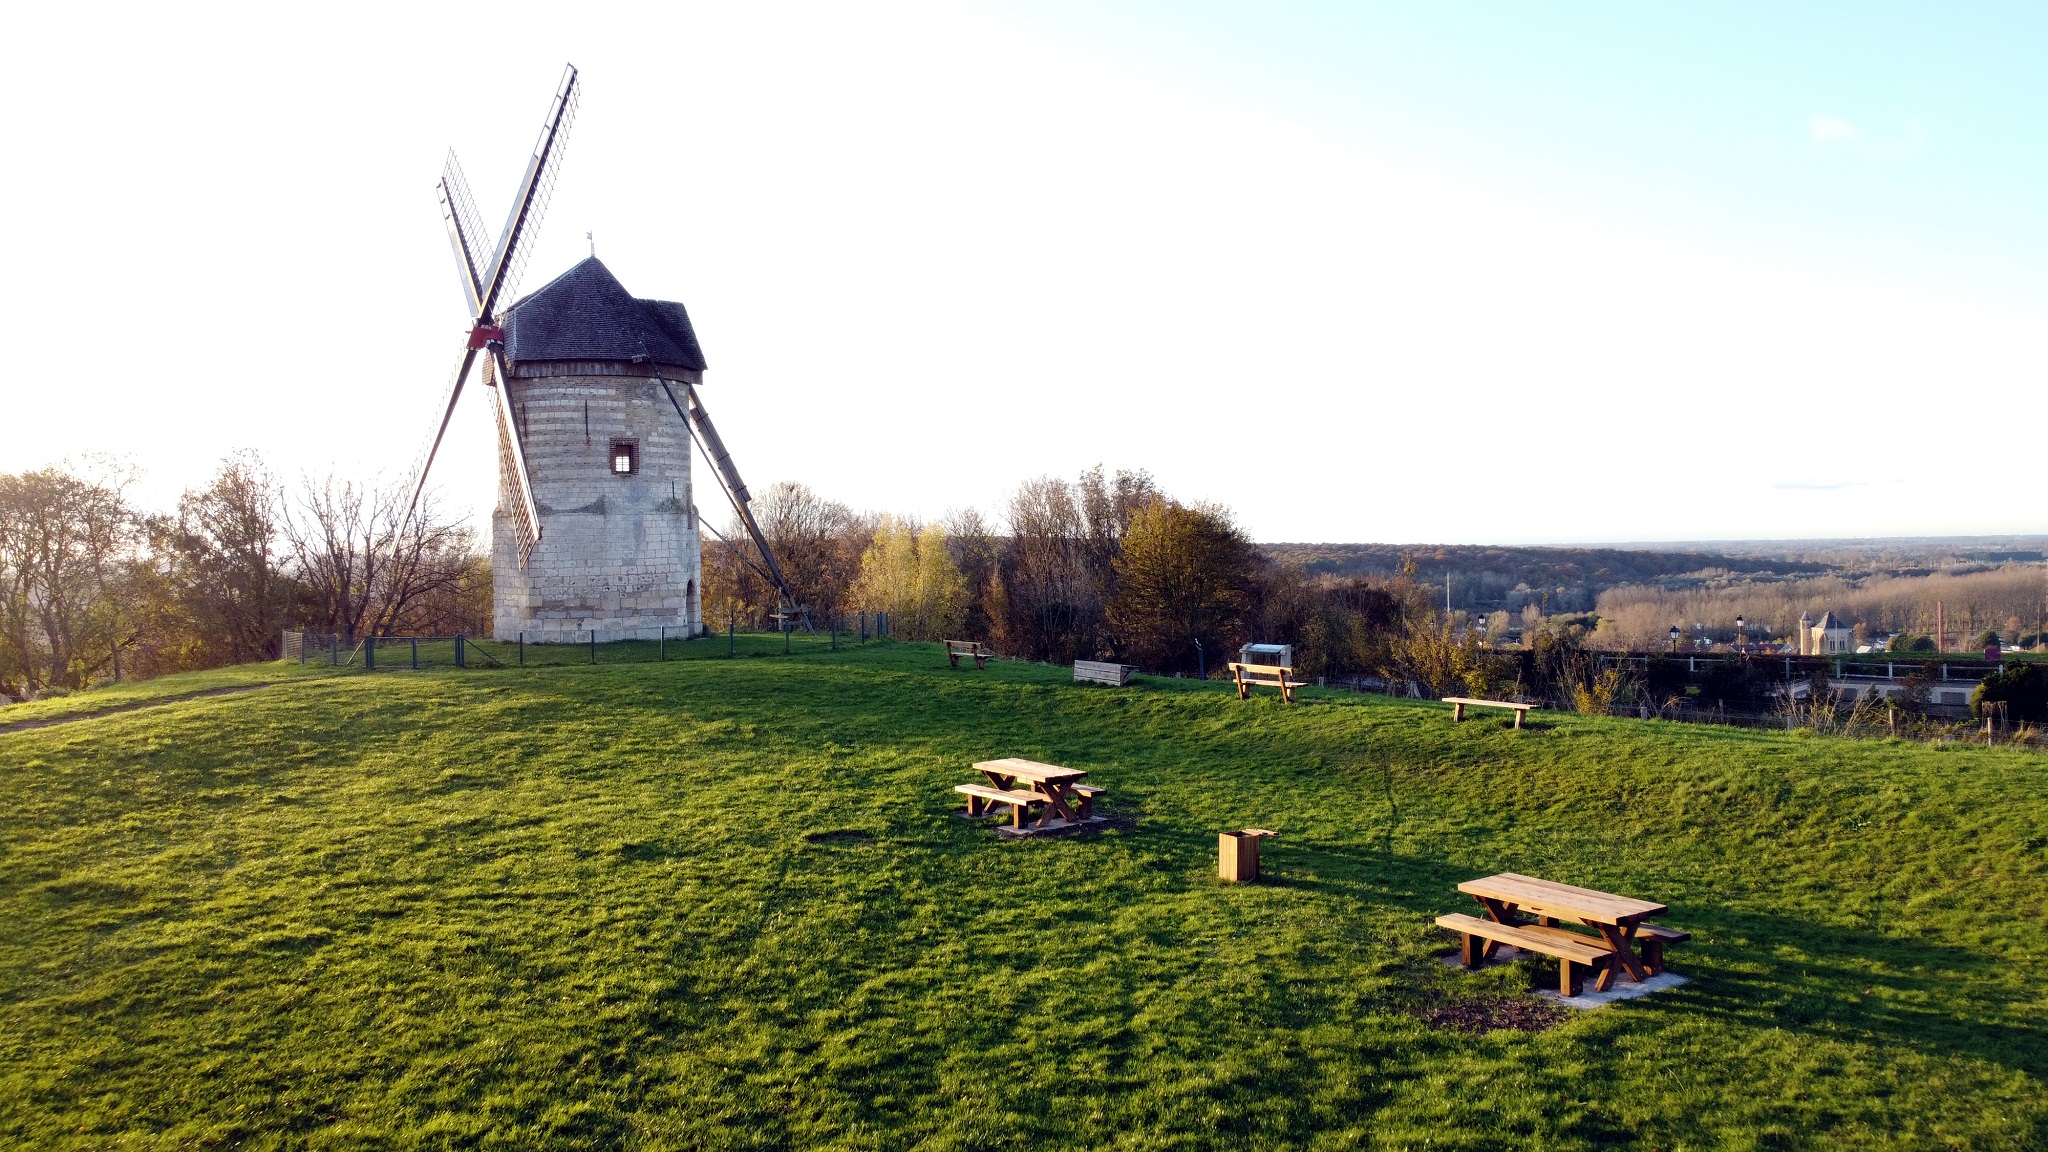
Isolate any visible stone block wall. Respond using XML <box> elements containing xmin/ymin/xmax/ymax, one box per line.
<box><xmin>491</xmin><ymin>372</ymin><xmax>704</xmax><ymax>643</ymax></box>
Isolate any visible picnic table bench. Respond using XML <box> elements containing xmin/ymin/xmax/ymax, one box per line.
<box><xmin>955</xmin><ymin>757</ymin><xmax>1108</xmax><ymax>835</ymax></box>
<box><xmin>946</xmin><ymin>640</ymin><xmax>996</xmax><ymax>669</ymax></box>
<box><xmin>1228</xmin><ymin>662</ymin><xmax>1305</xmax><ymax>704</ymax></box>
<box><xmin>1441</xmin><ymin>696</ymin><xmax>1536</xmax><ymax>728</ymax></box>
<box><xmin>1436</xmin><ymin>872</ymin><xmax>1689</xmax><ymax>995</ymax></box>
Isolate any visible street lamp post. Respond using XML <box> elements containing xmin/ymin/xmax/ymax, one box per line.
<box><xmin>1669</xmin><ymin>624</ymin><xmax>1681</xmax><ymax>653</ymax></box>
<box><xmin>1735</xmin><ymin>614</ymin><xmax>1746</xmax><ymax>653</ymax></box>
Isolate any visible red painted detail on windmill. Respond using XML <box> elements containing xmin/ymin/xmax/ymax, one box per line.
<box><xmin>467</xmin><ymin>324</ymin><xmax>504</xmax><ymax>349</ymax></box>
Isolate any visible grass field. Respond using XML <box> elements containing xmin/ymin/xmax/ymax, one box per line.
<box><xmin>4</xmin><ymin>643</ymin><xmax>2047</xmax><ymax>1149</ymax></box>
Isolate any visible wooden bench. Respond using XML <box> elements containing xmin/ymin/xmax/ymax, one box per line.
<box><xmin>1436</xmin><ymin>912</ymin><xmax>1615</xmax><ymax>996</ymax></box>
<box><xmin>1070</xmin><ymin>783</ymin><xmax>1104</xmax><ymax>818</ymax></box>
<box><xmin>1229</xmin><ymin>662</ymin><xmax>1305</xmax><ymax>703</ymax></box>
<box><xmin>1441</xmin><ymin>696</ymin><xmax>1536</xmax><ymax>728</ymax></box>
<box><xmin>1074</xmin><ymin>659</ymin><xmax>1138</xmax><ymax>687</ymax></box>
<box><xmin>1634</xmin><ymin>923</ymin><xmax>1690</xmax><ymax>975</ymax></box>
<box><xmin>954</xmin><ymin>783</ymin><xmax>1044</xmax><ymax>828</ymax></box>
<box><xmin>946</xmin><ymin>640</ymin><xmax>996</xmax><ymax>669</ymax></box>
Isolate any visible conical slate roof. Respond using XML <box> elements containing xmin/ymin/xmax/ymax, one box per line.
<box><xmin>502</xmin><ymin>257</ymin><xmax>706</xmax><ymax>372</ymax></box>
<box><xmin>1815</xmin><ymin>611</ymin><xmax>1846</xmax><ymax>629</ymax></box>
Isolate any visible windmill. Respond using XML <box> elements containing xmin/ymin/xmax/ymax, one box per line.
<box><xmin>401</xmin><ymin>64</ymin><xmax>802</xmax><ymax>642</ymax></box>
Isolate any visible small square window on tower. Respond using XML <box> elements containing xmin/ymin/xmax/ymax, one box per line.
<box><xmin>609</xmin><ymin>438</ymin><xmax>638</xmax><ymax>476</ymax></box>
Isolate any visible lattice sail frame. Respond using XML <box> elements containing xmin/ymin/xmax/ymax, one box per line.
<box><xmin>399</xmin><ymin>64</ymin><xmax>580</xmax><ymax>571</ymax></box>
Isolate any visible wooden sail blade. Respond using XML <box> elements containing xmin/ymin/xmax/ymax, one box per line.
<box><xmin>477</xmin><ymin>64</ymin><xmax>579</xmax><ymax>319</ymax></box>
<box><xmin>489</xmin><ymin>348</ymin><xmax>544</xmax><ymax>564</ymax></box>
<box><xmin>439</xmin><ymin>150</ymin><xmax>488</xmax><ymax>318</ymax></box>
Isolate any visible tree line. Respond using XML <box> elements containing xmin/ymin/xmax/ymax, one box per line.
<box><xmin>6</xmin><ymin>456</ymin><xmax>1541</xmax><ymax>702</ymax></box>
<box><xmin>705</xmin><ymin>466</ymin><xmax>1464</xmax><ymax>682</ymax></box>
<box><xmin>0</xmin><ymin>456</ymin><xmax>484</xmax><ymax>699</ymax></box>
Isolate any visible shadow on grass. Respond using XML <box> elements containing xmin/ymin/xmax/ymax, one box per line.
<box><xmin>1219</xmin><ymin>835</ymin><xmax>2048</xmax><ymax>1078</ymax></box>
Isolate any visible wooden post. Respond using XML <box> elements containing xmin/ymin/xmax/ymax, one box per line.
<box><xmin>411</xmin><ymin>637</ymin><xmax>419</xmax><ymax>670</ymax></box>
<box><xmin>590</xmin><ymin>631</ymin><xmax>597</xmax><ymax>664</ymax></box>
<box><xmin>364</xmin><ymin>635</ymin><xmax>375</xmax><ymax>671</ymax></box>
<box><xmin>455</xmin><ymin>635</ymin><xmax>466</xmax><ymax>668</ymax></box>
<box><xmin>660</xmin><ymin>627</ymin><xmax>666</xmax><ymax>662</ymax></box>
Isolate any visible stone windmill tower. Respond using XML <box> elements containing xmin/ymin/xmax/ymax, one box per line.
<box><xmin>402</xmin><ymin>65</ymin><xmax>799</xmax><ymax>643</ymax></box>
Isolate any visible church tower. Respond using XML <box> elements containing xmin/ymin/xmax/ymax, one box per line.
<box><xmin>488</xmin><ymin>257</ymin><xmax>705</xmax><ymax>642</ymax></box>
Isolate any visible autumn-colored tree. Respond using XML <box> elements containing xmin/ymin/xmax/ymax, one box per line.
<box><xmin>1106</xmin><ymin>500</ymin><xmax>1254</xmax><ymax>675</ymax></box>
<box><xmin>151</xmin><ymin>452</ymin><xmax>292</xmax><ymax>664</ymax></box>
<box><xmin>0</xmin><ymin>464</ymin><xmax>142</xmax><ymax>695</ymax></box>
<box><xmin>853</xmin><ymin>518</ymin><xmax>966</xmax><ymax>640</ymax></box>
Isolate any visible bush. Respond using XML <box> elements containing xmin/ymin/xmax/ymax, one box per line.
<box><xmin>1973</xmin><ymin>661</ymin><xmax>2048</xmax><ymax>723</ymax></box>
<box><xmin>1889</xmin><ymin>634</ymin><xmax>1936</xmax><ymax>653</ymax></box>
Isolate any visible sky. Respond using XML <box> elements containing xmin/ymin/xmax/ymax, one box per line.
<box><xmin>2</xmin><ymin>1</ymin><xmax>2043</xmax><ymax>544</ymax></box>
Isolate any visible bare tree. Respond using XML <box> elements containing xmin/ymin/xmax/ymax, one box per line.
<box><xmin>942</xmin><ymin>507</ymin><xmax>999</xmax><ymax>642</ymax></box>
<box><xmin>754</xmin><ymin>481</ymin><xmax>864</xmax><ymax>622</ymax></box>
<box><xmin>283</xmin><ymin>475</ymin><xmax>476</xmax><ymax>640</ymax></box>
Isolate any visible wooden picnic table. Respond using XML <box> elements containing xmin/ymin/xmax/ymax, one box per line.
<box><xmin>973</xmin><ymin>757</ymin><xmax>1092</xmax><ymax>828</ymax></box>
<box><xmin>1458</xmin><ymin>872</ymin><xmax>1668</xmax><ymax>987</ymax></box>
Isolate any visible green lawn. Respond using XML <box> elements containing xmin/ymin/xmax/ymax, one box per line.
<box><xmin>3</xmin><ymin>643</ymin><xmax>2046</xmax><ymax>1149</ymax></box>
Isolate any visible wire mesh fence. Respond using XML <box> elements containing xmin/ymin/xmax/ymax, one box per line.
<box><xmin>282</xmin><ymin>620</ymin><xmax>881</xmax><ymax>671</ymax></box>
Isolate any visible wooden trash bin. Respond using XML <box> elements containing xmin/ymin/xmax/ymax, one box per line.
<box><xmin>1219</xmin><ymin>829</ymin><xmax>1278</xmax><ymax>882</ymax></box>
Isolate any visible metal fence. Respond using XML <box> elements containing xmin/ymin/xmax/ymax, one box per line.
<box><xmin>282</xmin><ymin>618</ymin><xmax>886</xmax><ymax>671</ymax></box>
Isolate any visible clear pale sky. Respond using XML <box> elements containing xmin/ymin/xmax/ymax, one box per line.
<box><xmin>4</xmin><ymin>2</ymin><xmax>2043</xmax><ymax>543</ymax></box>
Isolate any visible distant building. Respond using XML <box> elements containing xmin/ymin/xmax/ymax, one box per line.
<box><xmin>1799</xmin><ymin>611</ymin><xmax>1854</xmax><ymax>656</ymax></box>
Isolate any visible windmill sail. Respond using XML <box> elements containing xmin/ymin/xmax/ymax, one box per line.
<box><xmin>488</xmin><ymin>349</ymin><xmax>543</xmax><ymax>564</ymax></box>
<box><xmin>438</xmin><ymin>151</ymin><xmax>489</xmax><ymax>314</ymax></box>
<box><xmin>399</xmin><ymin>64</ymin><xmax>579</xmax><ymax>555</ymax></box>
<box><xmin>477</xmin><ymin>65</ymin><xmax>579</xmax><ymax>318</ymax></box>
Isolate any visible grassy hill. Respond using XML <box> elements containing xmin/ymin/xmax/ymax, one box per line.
<box><xmin>4</xmin><ymin>643</ymin><xmax>2046</xmax><ymax>1149</ymax></box>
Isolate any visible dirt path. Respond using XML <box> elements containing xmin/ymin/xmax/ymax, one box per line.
<box><xmin>0</xmin><ymin>684</ymin><xmax>280</xmax><ymax>734</ymax></box>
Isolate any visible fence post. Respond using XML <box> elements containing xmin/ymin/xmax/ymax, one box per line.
<box><xmin>590</xmin><ymin>630</ymin><xmax>596</xmax><ymax>665</ymax></box>
<box><xmin>860</xmin><ymin>612</ymin><xmax>867</xmax><ymax>642</ymax></box>
<box><xmin>412</xmin><ymin>637</ymin><xmax>419</xmax><ymax>670</ymax></box>
<box><xmin>784</xmin><ymin>619</ymin><xmax>791</xmax><ymax>655</ymax></box>
<box><xmin>455</xmin><ymin>634</ymin><xmax>467</xmax><ymax>668</ymax></box>
<box><xmin>729</xmin><ymin>608</ymin><xmax>735</xmax><ymax>658</ymax></box>
<box><xmin>365</xmin><ymin>635</ymin><xmax>375</xmax><ymax>671</ymax></box>
<box><xmin>332</xmin><ymin>637</ymin><xmax>339</xmax><ymax>666</ymax></box>
<box><xmin>519</xmin><ymin>632</ymin><xmax>524</xmax><ymax>666</ymax></box>
<box><xmin>660</xmin><ymin>626</ymin><xmax>666</xmax><ymax>662</ymax></box>
<box><xmin>300</xmin><ymin>635</ymin><xmax>306</xmax><ymax>666</ymax></box>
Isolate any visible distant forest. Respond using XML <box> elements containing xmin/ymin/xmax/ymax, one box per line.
<box><xmin>1257</xmin><ymin>543</ymin><xmax>1827</xmax><ymax>614</ymax></box>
